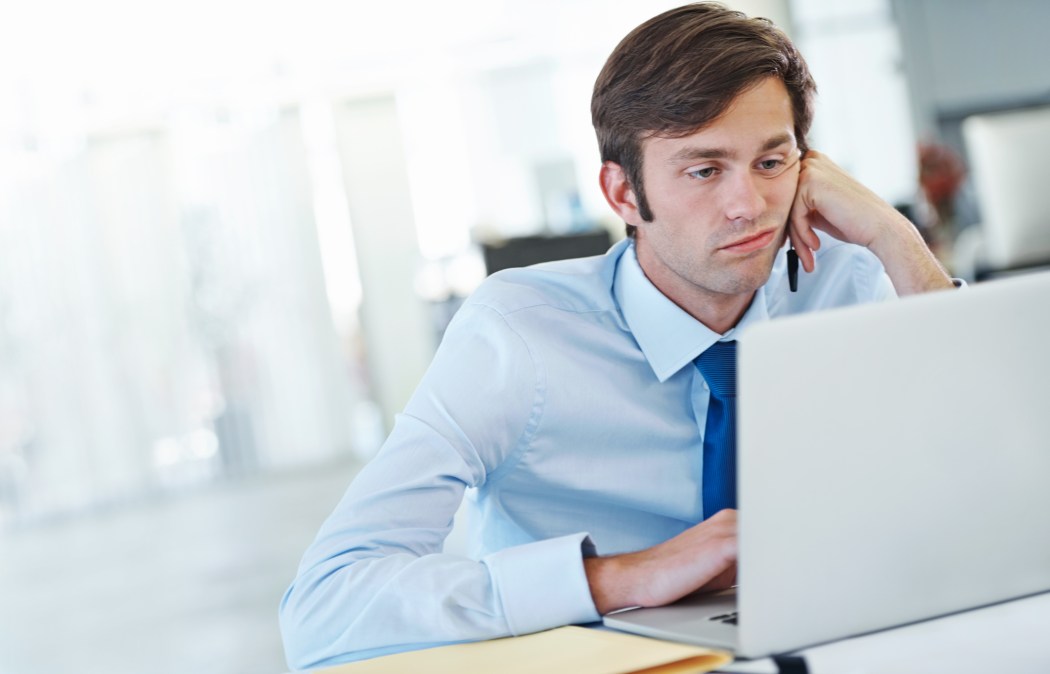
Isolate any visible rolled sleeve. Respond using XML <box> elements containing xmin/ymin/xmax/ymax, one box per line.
<box><xmin>483</xmin><ymin>532</ymin><xmax>601</xmax><ymax>636</ymax></box>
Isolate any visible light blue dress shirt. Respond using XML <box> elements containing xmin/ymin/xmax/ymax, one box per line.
<box><xmin>280</xmin><ymin>234</ymin><xmax>896</xmax><ymax>670</ymax></box>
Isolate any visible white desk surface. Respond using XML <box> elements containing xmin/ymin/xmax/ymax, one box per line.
<box><xmin>717</xmin><ymin>590</ymin><xmax>1050</xmax><ymax>674</ymax></box>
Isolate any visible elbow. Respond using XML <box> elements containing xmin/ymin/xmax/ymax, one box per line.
<box><xmin>279</xmin><ymin>568</ymin><xmax>393</xmax><ymax>670</ymax></box>
<box><xmin>279</xmin><ymin>580</ymin><xmax>353</xmax><ymax>671</ymax></box>
<box><xmin>279</xmin><ymin>583</ymin><xmax>319</xmax><ymax>671</ymax></box>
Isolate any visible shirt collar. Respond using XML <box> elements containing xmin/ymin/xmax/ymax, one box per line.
<box><xmin>613</xmin><ymin>241</ymin><xmax>770</xmax><ymax>382</ymax></box>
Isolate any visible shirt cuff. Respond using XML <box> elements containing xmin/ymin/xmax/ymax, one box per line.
<box><xmin>482</xmin><ymin>532</ymin><xmax>601</xmax><ymax>636</ymax></box>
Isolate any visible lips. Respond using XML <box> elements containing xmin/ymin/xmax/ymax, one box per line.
<box><xmin>720</xmin><ymin>229</ymin><xmax>777</xmax><ymax>254</ymax></box>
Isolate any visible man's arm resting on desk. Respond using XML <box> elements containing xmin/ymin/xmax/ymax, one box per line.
<box><xmin>278</xmin><ymin>304</ymin><xmax>601</xmax><ymax>670</ymax></box>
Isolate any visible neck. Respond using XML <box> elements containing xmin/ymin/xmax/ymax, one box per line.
<box><xmin>635</xmin><ymin>246</ymin><xmax>756</xmax><ymax>335</ymax></box>
<box><xmin>678</xmin><ymin>289</ymin><xmax>755</xmax><ymax>336</ymax></box>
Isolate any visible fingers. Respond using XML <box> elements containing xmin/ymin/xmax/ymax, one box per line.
<box><xmin>789</xmin><ymin>154</ymin><xmax>821</xmax><ymax>274</ymax></box>
<box><xmin>699</xmin><ymin>562</ymin><xmax>738</xmax><ymax>593</ymax></box>
<box><xmin>788</xmin><ymin>221</ymin><xmax>816</xmax><ymax>274</ymax></box>
<box><xmin>625</xmin><ymin>510</ymin><xmax>738</xmax><ymax>609</ymax></box>
<box><xmin>691</xmin><ymin>513</ymin><xmax>738</xmax><ymax>593</ymax></box>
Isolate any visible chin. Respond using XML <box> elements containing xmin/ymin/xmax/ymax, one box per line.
<box><xmin>726</xmin><ymin>252</ymin><xmax>778</xmax><ymax>293</ymax></box>
<box><xmin>706</xmin><ymin>269</ymin><xmax>773</xmax><ymax>297</ymax></box>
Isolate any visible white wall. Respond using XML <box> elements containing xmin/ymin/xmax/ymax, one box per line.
<box><xmin>892</xmin><ymin>0</ymin><xmax>1050</xmax><ymax>140</ymax></box>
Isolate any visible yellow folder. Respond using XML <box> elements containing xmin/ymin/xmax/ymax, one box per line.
<box><xmin>317</xmin><ymin>625</ymin><xmax>732</xmax><ymax>674</ymax></box>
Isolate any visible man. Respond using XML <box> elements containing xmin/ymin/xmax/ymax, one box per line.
<box><xmin>280</xmin><ymin>3</ymin><xmax>955</xmax><ymax>669</ymax></box>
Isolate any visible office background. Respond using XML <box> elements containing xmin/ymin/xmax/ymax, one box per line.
<box><xmin>0</xmin><ymin>0</ymin><xmax>1047</xmax><ymax>672</ymax></box>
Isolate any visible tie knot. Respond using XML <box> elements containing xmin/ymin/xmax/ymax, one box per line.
<box><xmin>695</xmin><ymin>340</ymin><xmax>737</xmax><ymax>398</ymax></box>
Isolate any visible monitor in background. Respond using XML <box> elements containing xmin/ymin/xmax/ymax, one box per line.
<box><xmin>960</xmin><ymin>106</ymin><xmax>1050</xmax><ymax>279</ymax></box>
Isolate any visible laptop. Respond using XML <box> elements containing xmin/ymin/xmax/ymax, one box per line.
<box><xmin>603</xmin><ymin>271</ymin><xmax>1050</xmax><ymax>658</ymax></box>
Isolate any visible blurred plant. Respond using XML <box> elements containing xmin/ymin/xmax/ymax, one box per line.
<box><xmin>917</xmin><ymin>142</ymin><xmax>967</xmax><ymax>264</ymax></box>
<box><xmin>918</xmin><ymin>142</ymin><xmax>966</xmax><ymax>228</ymax></box>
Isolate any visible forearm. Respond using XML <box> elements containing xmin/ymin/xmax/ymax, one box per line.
<box><xmin>279</xmin><ymin>416</ymin><xmax>599</xmax><ymax>668</ymax></box>
<box><xmin>791</xmin><ymin>150</ymin><xmax>957</xmax><ymax>296</ymax></box>
<box><xmin>281</xmin><ymin>526</ymin><xmax>600</xmax><ymax>668</ymax></box>
<box><xmin>869</xmin><ymin>211</ymin><xmax>955</xmax><ymax>296</ymax></box>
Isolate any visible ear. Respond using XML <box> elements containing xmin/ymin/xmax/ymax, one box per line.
<box><xmin>599</xmin><ymin>161</ymin><xmax>643</xmax><ymax>225</ymax></box>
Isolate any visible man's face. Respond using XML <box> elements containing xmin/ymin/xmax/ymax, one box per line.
<box><xmin>633</xmin><ymin>77</ymin><xmax>801</xmax><ymax>306</ymax></box>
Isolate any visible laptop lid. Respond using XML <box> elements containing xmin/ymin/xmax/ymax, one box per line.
<box><xmin>736</xmin><ymin>271</ymin><xmax>1050</xmax><ymax>656</ymax></box>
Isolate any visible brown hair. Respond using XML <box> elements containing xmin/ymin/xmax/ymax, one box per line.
<box><xmin>591</xmin><ymin>2</ymin><xmax>816</xmax><ymax>235</ymax></box>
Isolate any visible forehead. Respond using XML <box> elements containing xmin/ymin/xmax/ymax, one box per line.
<box><xmin>643</xmin><ymin>77</ymin><xmax>796</xmax><ymax>160</ymax></box>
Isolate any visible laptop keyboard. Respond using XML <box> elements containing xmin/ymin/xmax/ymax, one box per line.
<box><xmin>709</xmin><ymin>611</ymin><xmax>738</xmax><ymax>625</ymax></box>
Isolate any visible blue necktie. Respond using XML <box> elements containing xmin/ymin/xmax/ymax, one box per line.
<box><xmin>694</xmin><ymin>340</ymin><xmax>737</xmax><ymax>519</ymax></box>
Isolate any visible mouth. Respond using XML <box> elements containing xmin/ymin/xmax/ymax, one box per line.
<box><xmin>719</xmin><ymin>228</ymin><xmax>778</xmax><ymax>255</ymax></box>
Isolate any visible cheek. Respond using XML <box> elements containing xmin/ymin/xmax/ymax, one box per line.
<box><xmin>645</xmin><ymin>172</ymin><xmax>684</xmax><ymax>204</ymax></box>
<box><xmin>767</xmin><ymin>173</ymin><xmax>799</xmax><ymax>212</ymax></box>
<box><xmin>647</xmin><ymin>179</ymin><xmax>710</xmax><ymax>225</ymax></box>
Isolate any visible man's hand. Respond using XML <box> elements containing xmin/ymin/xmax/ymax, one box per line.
<box><xmin>583</xmin><ymin>509</ymin><xmax>737</xmax><ymax>615</ymax></box>
<box><xmin>788</xmin><ymin>150</ymin><xmax>955</xmax><ymax>295</ymax></box>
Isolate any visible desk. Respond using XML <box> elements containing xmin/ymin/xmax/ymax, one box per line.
<box><xmin>301</xmin><ymin>592</ymin><xmax>1050</xmax><ymax>674</ymax></box>
<box><xmin>714</xmin><ymin>591</ymin><xmax>1050</xmax><ymax>673</ymax></box>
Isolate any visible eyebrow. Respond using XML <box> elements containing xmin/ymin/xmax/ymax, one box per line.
<box><xmin>667</xmin><ymin>133</ymin><xmax>795</xmax><ymax>163</ymax></box>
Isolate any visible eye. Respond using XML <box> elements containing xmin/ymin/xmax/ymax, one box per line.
<box><xmin>757</xmin><ymin>159</ymin><xmax>784</xmax><ymax>171</ymax></box>
<box><xmin>687</xmin><ymin>167</ymin><xmax>718</xmax><ymax>180</ymax></box>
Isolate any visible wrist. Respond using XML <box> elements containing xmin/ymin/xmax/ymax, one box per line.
<box><xmin>584</xmin><ymin>554</ymin><xmax>641</xmax><ymax>615</ymax></box>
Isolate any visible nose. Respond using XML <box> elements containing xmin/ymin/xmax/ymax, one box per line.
<box><xmin>723</xmin><ymin>171</ymin><xmax>765</xmax><ymax>222</ymax></box>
